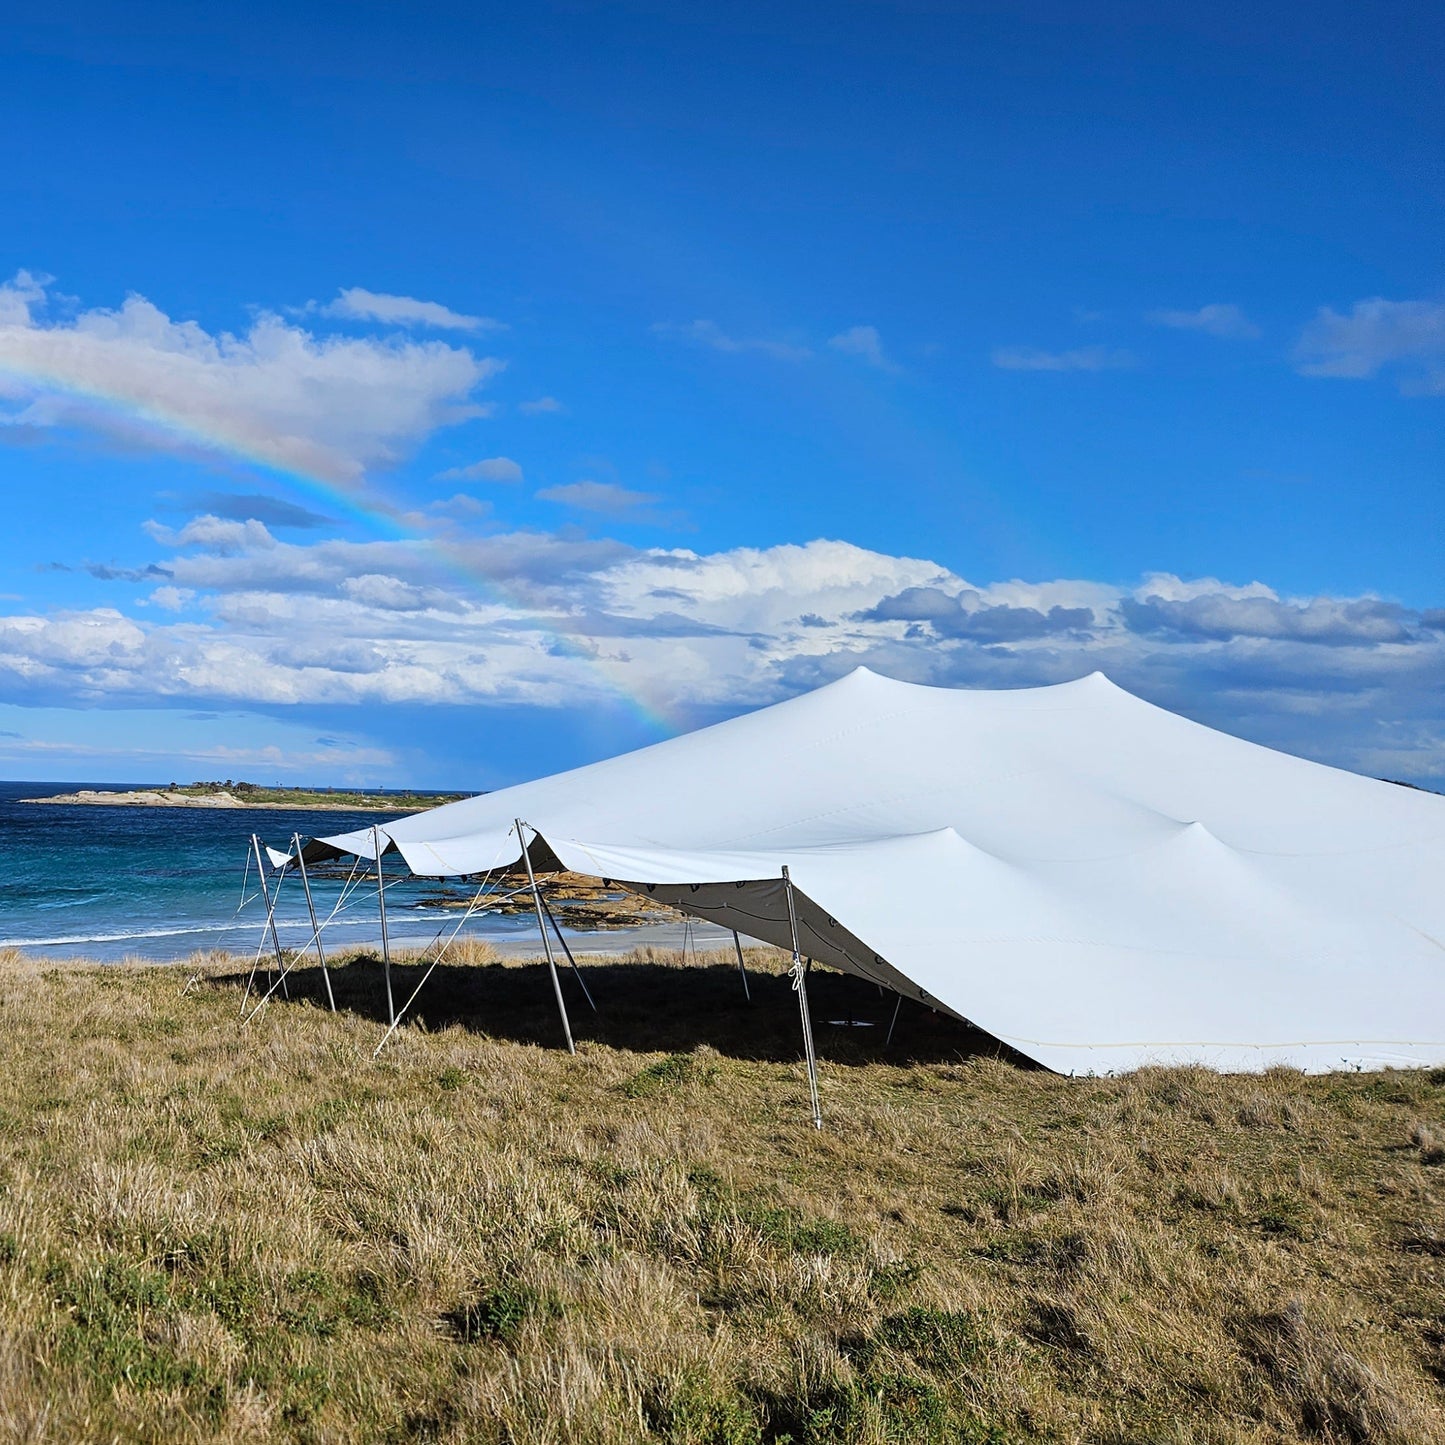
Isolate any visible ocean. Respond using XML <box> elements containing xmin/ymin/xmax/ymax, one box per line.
<box><xmin>0</xmin><ymin>782</ymin><xmax>717</xmax><ymax>961</ymax></box>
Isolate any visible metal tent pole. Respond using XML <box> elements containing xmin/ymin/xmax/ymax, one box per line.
<box><xmin>293</xmin><ymin>834</ymin><xmax>335</xmax><ymax>1012</ymax></box>
<box><xmin>782</xmin><ymin>865</ymin><xmax>822</xmax><ymax>1130</ymax></box>
<box><xmin>252</xmin><ymin>833</ymin><xmax>289</xmax><ymax>1001</ymax></box>
<box><xmin>517</xmin><ymin>818</ymin><xmax>575</xmax><ymax>1054</ymax></box>
<box><xmin>371</xmin><ymin>877</ymin><xmax>517</xmax><ymax>1057</ymax></box>
<box><xmin>239</xmin><ymin>838</ymin><xmax>268</xmax><ymax>1015</ymax></box>
<box><xmin>885</xmin><ymin>992</ymin><xmax>903</xmax><ymax>1047</ymax></box>
<box><xmin>538</xmin><ymin>893</ymin><xmax>596</xmax><ymax>1011</ymax></box>
<box><xmin>732</xmin><ymin>929</ymin><xmax>751</xmax><ymax>1002</ymax></box>
<box><xmin>373</xmin><ymin>825</ymin><xmax>394</xmax><ymax>1026</ymax></box>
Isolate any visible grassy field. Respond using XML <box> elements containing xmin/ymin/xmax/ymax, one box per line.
<box><xmin>0</xmin><ymin>943</ymin><xmax>1441</xmax><ymax>1443</ymax></box>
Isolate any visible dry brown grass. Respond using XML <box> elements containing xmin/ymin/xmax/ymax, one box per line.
<box><xmin>0</xmin><ymin>943</ymin><xmax>1441</xmax><ymax>1443</ymax></box>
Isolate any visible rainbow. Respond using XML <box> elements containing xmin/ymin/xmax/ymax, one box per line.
<box><xmin>0</xmin><ymin>368</ymin><xmax>681</xmax><ymax>735</ymax></box>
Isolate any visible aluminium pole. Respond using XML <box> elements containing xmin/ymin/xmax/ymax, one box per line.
<box><xmin>782</xmin><ymin>865</ymin><xmax>822</xmax><ymax>1130</ymax></box>
<box><xmin>252</xmin><ymin>833</ymin><xmax>288</xmax><ymax>998</ymax></box>
<box><xmin>538</xmin><ymin>893</ymin><xmax>596</xmax><ymax>1011</ymax></box>
<box><xmin>732</xmin><ymin>929</ymin><xmax>751</xmax><ymax>1002</ymax></box>
<box><xmin>373</xmin><ymin>825</ymin><xmax>394</xmax><ymax>1026</ymax></box>
<box><xmin>239</xmin><ymin>837</ymin><xmax>269</xmax><ymax>1015</ymax></box>
<box><xmin>885</xmin><ymin>992</ymin><xmax>903</xmax><ymax>1047</ymax></box>
<box><xmin>517</xmin><ymin>818</ymin><xmax>575</xmax><ymax>1054</ymax></box>
<box><xmin>293</xmin><ymin>834</ymin><xmax>335</xmax><ymax>1012</ymax></box>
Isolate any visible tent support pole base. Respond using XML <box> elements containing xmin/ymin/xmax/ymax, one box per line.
<box><xmin>539</xmin><ymin>893</ymin><xmax>596</xmax><ymax>1011</ymax></box>
<box><xmin>782</xmin><ymin>866</ymin><xmax>822</xmax><ymax>1130</ymax></box>
<box><xmin>519</xmin><ymin>819</ymin><xmax>575</xmax><ymax>1054</ymax></box>
<box><xmin>732</xmin><ymin>930</ymin><xmax>751</xmax><ymax>1002</ymax></box>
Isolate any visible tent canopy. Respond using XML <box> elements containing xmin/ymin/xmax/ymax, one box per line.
<box><xmin>311</xmin><ymin>668</ymin><xmax>1445</xmax><ymax>1074</ymax></box>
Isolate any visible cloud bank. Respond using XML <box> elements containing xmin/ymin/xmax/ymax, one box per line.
<box><xmin>3</xmin><ymin>518</ymin><xmax>1442</xmax><ymax>785</ymax></box>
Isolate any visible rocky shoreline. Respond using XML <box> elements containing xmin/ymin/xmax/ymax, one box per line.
<box><xmin>21</xmin><ymin>789</ymin><xmax>396</xmax><ymax>811</ymax></box>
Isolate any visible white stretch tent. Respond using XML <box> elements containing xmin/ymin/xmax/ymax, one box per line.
<box><xmin>311</xmin><ymin>668</ymin><xmax>1445</xmax><ymax>1074</ymax></box>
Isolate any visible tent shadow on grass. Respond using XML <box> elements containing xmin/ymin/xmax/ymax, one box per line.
<box><xmin>215</xmin><ymin>954</ymin><xmax>1029</xmax><ymax>1067</ymax></box>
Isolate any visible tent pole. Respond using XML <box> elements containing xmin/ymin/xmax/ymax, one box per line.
<box><xmin>732</xmin><ymin>929</ymin><xmax>751</xmax><ymax>1002</ymax></box>
<box><xmin>518</xmin><ymin>819</ymin><xmax>575</xmax><ymax>1054</ymax></box>
<box><xmin>782</xmin><ymin>865</ymin><xmax>822</xmax><ymax>1130</ymax></box>
<box><xmin>885</xmin><ymin>992</ymin><xmax>903</xmax><ymax>1047</ymax></box>
<box><xmin>373</xmin><ymin>825</ymin><xmax>394</xmax><ymax>1026</ymax></box>
<box><xmin>239</xmin><ymin>837</ymin><xmax>267</xmax><ymax>1015</ymax></box>
<box><xmin>253</xmin><ymin>833</ymin><xmax>289</xmax><ymax>1001</ymax></box>
<box><xmin>539</xmin><ymin>893</ymin><xmax>596</xmax><ymax>1011</ymax></box>
<box><xmin>293</xmin><ymin>834</ymin><xmax>335</xmax><ymax>1012</ymax></box>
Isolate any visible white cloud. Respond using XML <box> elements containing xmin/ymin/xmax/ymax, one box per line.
<box><xmin>437</xmin><ymin>455</ymin><xmax>523</xmax><ymax>483</ymax></box>
<box><xmin>828</xmin><ymin>325</ymin><xmax>898</xmax><ymax>371</ymax></box>
<box><xmin>1147</xmin><ymin>303</ymin><xmax>1259</xmax><ymax>339</ymax></box>
<box><xmin>1295</xmin><ymin>298</ymin><xmax>1445</xmax><ymax>394</ymax></box>
<box><xmin>0</xmin><ymin>273</ymin><xmax>499</xmax><ymax>484</ymax></box>
<box><xmin>991</xmin><ymin>345</ymin><xmax>1135</xmax><ymax>372</ymax></box>
<box><xmin>429</xmin><ymin>492</ymin><xmax>491</xmax><ymax>519</ymax></box>
<box><xmin>537</xmin><ymin>480</ymin><xmax>659</xmax><ymax>514</ymax></box>
<box><xmin>322</xmin><ymin>286</ymin><xmax>503</xmax><ymax>332</ymax></box>
<box><xmin>146</xmin><ymin>586</ymin><xmax>194</xmax><ymax>611</ymax></box>
<box><xmin>0</xmin><ymin>269</ymin><xmax>48</xmax><ymax>327</ymax></box>
<box><xmin>653</xmin><ymin>319</ymin><xmax>813</xmax><ymax>362</ymax></box>
<box><xmin>7</xmin><ymin>520</ymin><xmax>1445</xmax><ymax>785</ymax></box>
<box><xmin>519</xmin><ymin>395</ymin><xmax>564</xmax><ymax>415</ymax></box>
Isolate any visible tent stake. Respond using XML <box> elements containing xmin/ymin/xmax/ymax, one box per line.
<box><xmin>732</xmin><ymin>929</ymin><xmax>751</xmax><ymax>1002</ymax></box>
<box><xmin>518</xmin><ymin>819</ymin><xmax>575</xmax><ymax>1053</ymax></box>
<box><xmin>885</xmin><ymin>992</ymin><xmax>903</xmax><ymax>1047</ymax></box>
<box><xmin>293</xmin><ymin>834</ymin><xmax>335</xmax><ymax>1012</ymax></box>
<box><xmin>539</xmin><ymin>893</ymin><xmax>596</xmax><ymax>1011</ymax></box>
<box><xmin>373</xmin><ymin>825</ymin><xmax>394</xmax><ymax>1026</ymax></box>
<box><xmin>782</xmin><ymin>865</ymin><xmax>822</xmax><ymax>1129</ymax></box>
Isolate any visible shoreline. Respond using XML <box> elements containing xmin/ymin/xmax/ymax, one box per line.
<box><xmin>19</xmin><ymin>788</ymin><xmax>459</xmax><ymax>811</ymax></box>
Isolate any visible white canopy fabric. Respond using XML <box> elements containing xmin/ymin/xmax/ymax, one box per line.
<box><xmin>314</xmin><ymin>668</ymin><xmax>1445</xmax><ymax>1074</ymax></box>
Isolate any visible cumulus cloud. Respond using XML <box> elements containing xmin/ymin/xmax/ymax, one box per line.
<box><xmin>1295</xmin><ymin>298</ymin><xmax>1445</xmax><ymax>395</ymax></box>
<box><xmin>653</xmin><ymin>319</ymin><xmax>813</xmax><ymax>363</ymax></box>
<box><xmin>3</xmin><ymin>518</ymin><xmax>1443</xmax><ymax>784</ymax></box>
<box><xmin>1121</xmin><ymin>588</ymin><xmax>1417</xmax><ymax>645</ymax></box>
<box><xmin>860</xmin><ymin>586</ymin><xmax>1094</xmax><ymax>640</ymax></box>
<box><xmin>537</xmin><ymin>480</ymin><xmax>660</xmax><ymax>515</ymax></box>
<box><xmin>519</xmin><ymin>396</ymin><xmax>564</xmax><ymax>415</ymax></box>
<box><xmin>0</xmin><ymin>273</ymin><xmax>499</xmax><ymax>483</ymax></box>
<box><xmin>991</xmin><ymin>345</ymin><xmax>1135</xmax><ymax>372</ymax></box>
<box><xmin>147</xmin><ymin>586</ymin><xmax>194</xmax><ymax>611</ymax></box>
<box><xmin>437</xmin><ymin>456</ymin><xmax>523</xmax><ymax>483</ymax></box>
<box><xmin>1146</xmin><ymin>303</ymin><xmax>1259</xmax><ymax>338</ymax></box>
<box><xmin>321</xmin><ymin>287</ymin><xmax>502</xmax><ymax>332</ymax></box>
<box><xmin>828</xmin><ymin>325</ymin><xmax>898</xmax><ymax>371</ymax></box>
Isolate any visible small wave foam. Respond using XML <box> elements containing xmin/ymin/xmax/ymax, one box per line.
<box><xmin>0</xmin><ymin>909</ymin><xmax>495</xmax><ymax>950</ymax></box>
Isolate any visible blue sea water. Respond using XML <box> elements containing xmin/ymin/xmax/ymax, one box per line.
<box><xmin>0</xmin><ymin>781</ymin><xmax>558</xmax><ymax>961</ymax></box>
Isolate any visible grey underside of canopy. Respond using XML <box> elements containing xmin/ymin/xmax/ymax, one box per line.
<box><xmin>619</xmin><ymin>876</ymin><xmax>967</xmax><ymax>1025</ymax></box>
<box><xmin>293</xmin><ymin>833</ymin><xmax>965</xmax><ymax>1028</ymax></box>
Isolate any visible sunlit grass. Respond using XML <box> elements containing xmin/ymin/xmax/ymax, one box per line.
<box><xmin>0</xmin><ymin>944</ymin><xmax>1441</xmax><ymax>1442</ymax></box>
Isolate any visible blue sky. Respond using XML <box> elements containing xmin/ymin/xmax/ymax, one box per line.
<box><xmin>2</xmin><ymin>1</ymin><xmax>1442</xmax><ymax>788</ymax></box>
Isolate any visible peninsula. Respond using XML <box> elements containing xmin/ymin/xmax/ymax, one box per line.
<box><xmin>24</xmin><ymin>782</ymin><xmax>469</xmax><ymax>811</ymax></box>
